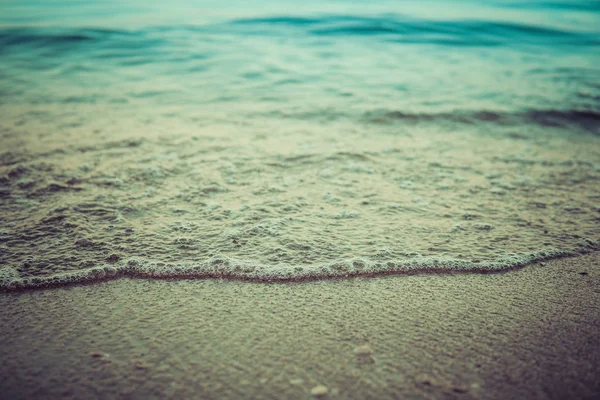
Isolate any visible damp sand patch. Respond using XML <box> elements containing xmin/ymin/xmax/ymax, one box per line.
<box><xmin>1</xmin><ymin>254</ymin><xmax>598</xmax><ymax>399</ymax></box>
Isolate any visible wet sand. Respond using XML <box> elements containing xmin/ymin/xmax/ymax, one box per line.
<box><xmin>1</xmin><ymin>253</ymin><xmax>599</xmax><ymax>399</ymax></box>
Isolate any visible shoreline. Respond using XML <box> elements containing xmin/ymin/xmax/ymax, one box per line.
<box><xmin>2</xmin><ymin>246</ymin><xmax>598</xmax><ymax>292</ymax></box>
<box><xmin>1</xmin><ymin>253</ymin><xmax>599</xmax><ymax>399</ymax></box>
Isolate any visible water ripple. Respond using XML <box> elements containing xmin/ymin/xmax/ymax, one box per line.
<box><xmin>1</xmin><ymin>14</ymin><xmax>599</xmax><ymax>55</ymax></box>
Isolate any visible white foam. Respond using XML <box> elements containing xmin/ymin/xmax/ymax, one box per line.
<box><xmin>2</xmin><ymin>240</ymin><xmax>597</xmax><ymax>291</ymax></box>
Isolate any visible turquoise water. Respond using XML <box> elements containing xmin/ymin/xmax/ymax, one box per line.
<box><xmin>0</xmin><ymin>1</ymin><xmax>599</xmax><ymax>289</ymax></box>
<box><xmin>1</xmin><ymin>1</ymin><xmax>600</xmax><ymax>115</ymax></box>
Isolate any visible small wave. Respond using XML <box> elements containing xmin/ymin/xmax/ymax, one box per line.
<box><xmin>364</xmin><ymin>109</ymin><xmax>600</xmax><ymax>132</ymax></box>
<box><xmin>228</xmin><ymin>15</ymin><xmax>599</xmax><ymax>47</ymax></box>
<box><xmin>0</xmin><ymin>28</ymin><xmax>161</xmax><ymax>57</ymax></box>
<box><xmin>0</xmin><ymin>14</ymin><xmax>598</xmax><ymax>56</ymax></box>
<box><xmin>1</xmin><ymin>242</ymin><xmax>598</xmax><ymax>291</ymax></box>
<box><xmin>498</xmin><ymin>0</ymin><xmax>600</xmax><ymax>12</ymax></box>
<box><xmin>230</xmin><ymin>16</ymin><xmax>322</xmax><ymax>26</ymax></box>
<box><xmin>0</xmin><ymin>28</ymin><xmax>123</xmax><ymax>46</ymax></box>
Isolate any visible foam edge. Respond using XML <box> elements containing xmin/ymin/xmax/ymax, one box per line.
<box><xmin>1</xmin><ymin>239</ymin><xmax>598</xmax><ymax>292</ymax></box>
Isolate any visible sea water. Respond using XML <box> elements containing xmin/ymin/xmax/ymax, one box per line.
<box><xmin>1</xmin><ymin>0</ymin><xmax>599</xmax><ymax>289</ymax></box>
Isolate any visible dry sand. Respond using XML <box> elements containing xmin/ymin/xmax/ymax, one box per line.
<box><xmin>1</xmin><ymin>253</ymin><xmax>599</xmax><ymax>399</ymax></box>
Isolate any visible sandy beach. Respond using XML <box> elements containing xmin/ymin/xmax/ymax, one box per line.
<box><xmin>1</xmin><ymin>253</ymin><xmax>598</xmax><ymax>399</ymax></box>
<box><xmin>1</xmin><ymin>2</ymin><xmax>600</xmax><ymax>399</ymax></box>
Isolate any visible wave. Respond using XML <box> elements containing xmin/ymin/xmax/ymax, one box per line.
<box><xmin>0</xmin><ymin>28</ymin><xmax>124</xmax><ymax>45</ymax></box>
<box><xmin>228</xmin><ymin>15</ymin><xmax>599</xmax><ymax>46</ymax></box>
<box><xmin>1</xmin><ymin>241</ymin><xmax>598</xmax><ymax>291</ymax></box>
<box><xmin>498</xmin><ymin>0</ymin><xmax>600</xmax><ymax>12</ymax></box>
<box><xmin>364</xmin><ymin>109</ymin><xmax>600</xmax><ymax>131</ymax></box>
<box><xmin>265</xmin><ymin>109</ymin><xmax>600</xmax><ymax>132</ymax></box>
<box><xmin>0</xmin><ymin>28</ymin><xmax>162</xmax><ymax>56</ymax></box>
<box><xmin>1</xmin><ymin>14</ymin><xmax>598</xmax><ymax>55</ymax></box>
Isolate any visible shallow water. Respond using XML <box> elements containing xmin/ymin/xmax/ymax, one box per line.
<box><xmin>1</xmin><ymin>0</ymin><xmax>599</xmax><ymax>289</ymax></box>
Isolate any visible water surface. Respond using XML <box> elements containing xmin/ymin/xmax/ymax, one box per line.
<box><xmin>1</xmin><ymin>0</ymin><xmax>599</xmax><ymax>289</ymax></box>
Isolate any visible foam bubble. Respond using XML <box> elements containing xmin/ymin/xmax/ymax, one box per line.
<box><xmin>1</xmin><ymin>241</ymin><xmax>597</xmax><ymax>291</ymax></box>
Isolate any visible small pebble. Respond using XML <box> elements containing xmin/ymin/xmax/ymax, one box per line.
<box><xmin>452</xmin><ymin>385</ymin><xmax>469</xmax><ymax>393</ymax></box>
<box><xmin>354</xmin><ymin>344</ymin><xmax>376</xmax><ymax>364</ymax></box>
<box><xmin>353</xmin><ymin>345</ymin><xmax>373</xmax><ymax>355</ymax></box>
<box><xmin>311</xmin><ymin>385</ymin><xmax>328</xmax><ymax>397</ymax></box>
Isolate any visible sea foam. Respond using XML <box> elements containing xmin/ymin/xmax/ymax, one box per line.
<box><xmin>1</xmin><ymin>241</ymin><xmax>597</xmax><ymax>291</ymax></box>
<box><xmin>1</xmin><ymin>1</ymin><xmax>599</xmax><ymax>291</ymax></box>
